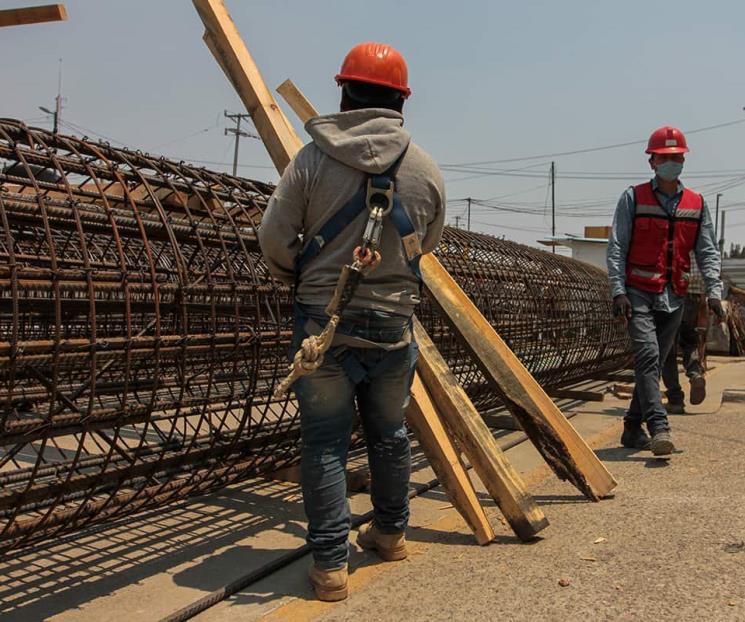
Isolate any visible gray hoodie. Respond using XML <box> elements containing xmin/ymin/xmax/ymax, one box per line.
<box><xmin>258</xmin><ymin>108</ymin><xmax>446</xmax><ymax>316</ymax></box>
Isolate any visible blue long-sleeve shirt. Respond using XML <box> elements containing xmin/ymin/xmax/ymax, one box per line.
<box><xmin>606</xmin><ymin>178</ymin><xmax>723</xmax><ymax>312</ymax></box>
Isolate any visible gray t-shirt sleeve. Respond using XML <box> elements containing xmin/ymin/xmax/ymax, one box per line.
<box><xmin>606</xmin><ymin>188</ymin><xmax>634</xmax><ymax>298</ymax></box>
<box><xmin>694</xmin><ymin>199</ymin><xmax>723</xmax><ymax>299</ymax></box>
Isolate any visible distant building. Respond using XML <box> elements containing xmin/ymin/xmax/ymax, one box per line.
<box><xmin>538</xmin><ymin>227</ymin><xmax>744</xmax><ymax>291</ymax></box>
<box><xmin>538</xmin><ymin>226</ymin><xmax>610</xmax><ymax>272</ymax></box>
<box><xmin>722</xmin><ymin>258</ymin><xmax>745</xmax><ymax>289</ymax></box>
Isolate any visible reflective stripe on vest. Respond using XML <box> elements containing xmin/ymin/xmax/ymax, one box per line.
<box><xmin>625</xmin><ymin>181</ymin><xmax>702</xmax><ymax>296</ymax></box>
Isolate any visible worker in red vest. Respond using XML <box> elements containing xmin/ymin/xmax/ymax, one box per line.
<box><xmin>606</xmin><ymin>126</ymin><xmax>723</xmax><ymax>456</ymax></box>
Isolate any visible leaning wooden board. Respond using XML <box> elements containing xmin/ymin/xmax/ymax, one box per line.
<box><xmin>412</xmin><ymin>318</ymin><xmax>548</xmax><ymax>540</ymax></box>
<box><xmin>420</xmin><ymin>254</ymin><xmax>617</xmax><ymax>500</ymax></box>
<box><xmin>0</xmin><ymin>4</ymin><xmax>67</xmax><ymax>28</ymax></box>
<box><xmin>407</xmin><ymin>375</ymin><xmax>495</xmax><ymax>545</ymax></box>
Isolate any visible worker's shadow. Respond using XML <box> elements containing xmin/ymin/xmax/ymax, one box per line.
<box><xmin>595</xmin><ymin>446</ymin><xmax>679</xmax><ymax>468</ymax></box>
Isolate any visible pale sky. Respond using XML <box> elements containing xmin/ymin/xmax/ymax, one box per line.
<box><xmin>2</xmin><ymin>0</ymin><xmax>744</xmax><ymax>251</ymax></box>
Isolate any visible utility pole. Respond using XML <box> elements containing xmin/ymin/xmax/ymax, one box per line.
<box><xmin>39</xmin><ymin>58</ymin><xmax>63</xmax><ymax>134</ymax></box>
<box><xmin>714</xmin><ymin>193</ymin><xmax>722</xmax><ymax>239</ymax></box>
<box><xmin>454</xmin><ymin>215</ymin><xmax>462</xmax><ymax>229</ymax></box>
<box><xmin>53</xmin><ymin>58</ymin><xmax>62</xmax><ymax>134</ymax></box>
<box><xmin>224</xmin><ymin>110</ymin><xmax>257</xmax><ymax>176</ymax></box>
<box><xmin>467</xmin><ymin>197</ymin><xmax>471</xmax><ymax>231</ymax></box>
<box><xmin>719</xmin><ymin>210</ymin><xmax>726</xmax><ymax>258</ymax></box>
<box><xmin>550</xmin><ymin>161</ymin><xmax>556</xmax><ymax>254</ymax></box>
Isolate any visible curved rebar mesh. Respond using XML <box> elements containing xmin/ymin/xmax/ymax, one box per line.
<box><xmin>0</xmin><ymin>120</ymin><xmax>628</xmax><ymax>553</ymax></box>
<box><xmin>423</xmin><ymin>228</ymin><xmax>630</xmax><ymax>411</ymax></box>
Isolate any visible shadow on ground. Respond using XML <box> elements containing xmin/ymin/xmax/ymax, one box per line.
<box><xmin>0</xmin><ymin>480</ymin><xmax>307</xmax><ymax>622</ymax></box>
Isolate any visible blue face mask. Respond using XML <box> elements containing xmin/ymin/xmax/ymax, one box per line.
<box><xmin>656</xmin><ymin>160</ymin><xmax>683</xmax><ymax>181</ymax></box>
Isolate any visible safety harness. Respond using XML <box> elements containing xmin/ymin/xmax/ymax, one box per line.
<box><xmin>273</xmin><ymin>151</ymin><xmax>422</xmax><ymax>399</ymax></box>
<box><xmin>295</xmin><ymin>155</ymin><xmax>421</xmax><ymax>280</ymax></box>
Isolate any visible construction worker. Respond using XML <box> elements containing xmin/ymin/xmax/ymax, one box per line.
<box><xmin>661</xmin><ymin>296</ymin><xmax>706</xmax><ymax>413</ymax></box>
<box><xmin>607</xmin><ymin>126</ymin><xmax>723</xmax><ymax>456</ymax></box>
<box><xmin>258</xmin><ymin>42</ymin><xmax>445</xmax><ymax>601</ymax></box>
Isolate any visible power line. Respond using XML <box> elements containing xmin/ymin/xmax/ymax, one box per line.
<box><xmin>440</xmin><ymin>117</ymin><xmax>745</xmax><ymax>167</ymax></box>
<box><xmin>149</xmin><ymin>112</ymin><xmax>222</xmax><ymax>150</ymax></box>
<box><xmin>469</xmin><ymin>219</ymin><xmax>548</xmax><ymax>233</ymax></box>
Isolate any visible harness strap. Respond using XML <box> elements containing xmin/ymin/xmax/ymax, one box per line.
<box><xmin>295</xmin><ymin>186</ymin><xmax>367</xmax><ymax>274</ymax></box>
<box><xmin>389</xmin><ymin>194</ymin><xmax>422</xmax><ymax>280</ymax></box>
<box><xmin>302</xmin><ymin>316</ymin><xmax>413</xmax><ymax>386</ymax></box>
<box><xmin>295</xmin><ymin>148</ymin><xmax>420</xmax><ymax>280</ymax></box>
<box><xmin>304</xmin><ymin>318</ymin><xmax>411</xmax><ymax>351</ymax></box>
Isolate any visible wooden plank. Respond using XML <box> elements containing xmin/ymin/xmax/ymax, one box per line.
<box><xmin>419</xmin><ymin>253</ymin><xmax>617</xmax><ymax>500</ymax></box>
<box><xmin>413</xmin><ymin>318</ymin><xmax>548</xmax><ymax>541</ymax></box>
<box><xmin>485</xmin><ymin>410</ymin><xmax>578</xmax><ymax>431</ymax></box>
<box><xmin>407</xmin><ymin>374</ymin><xmax>495</xmax><ymax>545</ymax></box>
<box><xmin>276</xmin><ymin>79</ymin><xmax>319</xmax><ymax>125</ymax></box>
<box><xmin>193</xmin><ymin>5</ymin><xmax>497</xmax><ymax>543</ymax></box>
<box><xmin>0</xmin><ymin>3</ymin><xmax>66</xmax><ymax>28</ymax></box>
<box><xmin>192</xmin><ymin>0</ymin><xmax>303</xmax><ymax>173</ymax></box>
<box><xmin>583</xmin><ymin>225</ymin><xmax>611</xmax><ymax>239</ymax></box>
<box><xmin>483</xmin><ymin>412</ymin><xmax>522</xmax><ymax>431</ymax></box>
<box><xmin>548</xmin><ymin>388</ymin><xmax>605</xmax><ymax>403</ymax></box>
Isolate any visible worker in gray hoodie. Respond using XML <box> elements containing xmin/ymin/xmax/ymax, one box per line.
<box><xmin>258</xmin><ymin>42</ymin><xmax>445</xmax><ymax>601</ymax></box>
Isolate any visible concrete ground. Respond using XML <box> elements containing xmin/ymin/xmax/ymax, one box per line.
<box><xmin>2</xmin><ymin>357</ymin><xmax>743</xmax><ymax>621</ymax></box>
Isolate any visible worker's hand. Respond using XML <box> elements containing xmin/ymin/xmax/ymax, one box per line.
<box><xmin>353</xmin><ymin>246</ymin><xmax>381</xmax><ymax>272</ymax></box>
<box><xmin>612</xmin><ymin>294</ymin><xmax>632</xmax><ymax>325</ymax></box>
<box><xmin>708</xmin><ymin>297</ymin><xmax>725</xmax><ymax>322</ymax></box>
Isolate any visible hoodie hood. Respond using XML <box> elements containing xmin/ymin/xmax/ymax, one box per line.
<box><xmin>305</xmin><ymin>109</ymin><xmax>411</xmax><ymax>174</ymax></box>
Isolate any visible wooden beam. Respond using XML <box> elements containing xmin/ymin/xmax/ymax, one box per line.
<box><xmin>407</xmin><ymin>374</ymin><xmax>495</xmax><ymax>545</ymax></box>
<box><xmin>193</xmin><ymin>2</ymin><xmax>498</xmax><ymax>543</ymax></box>
<box><xmin>548</xmin><ymin>388</ymin><xmax>605</xmax><ymax>403</ymax></box>
<box><xmin>276</xmin><ymin>79</ymin><xmax>319</xmax><ymax>125</ymax></box>
<box><xmin>192</xmin><ymin>0</ymin><xmax>303</xmax><ymax>174</ymax></box>
<box><xmin>0</xmin><ymin>3</ymin><xmax>66</xmax><ymax>28</ymax></box>
<box><xmin>419</xmin><ymin>254</ymin><xmax>617</xmax><ymax>501</ymax></box>
<box><xmin>413</xmin><ymin>318</ymin><xmax>548</xmax><ymax>541</ymax></box>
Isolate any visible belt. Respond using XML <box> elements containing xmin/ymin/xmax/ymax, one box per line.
<box><xmin>303</xmin><ymin>318</ymin><xmax>411</xmax><ymax>352</ymax></box>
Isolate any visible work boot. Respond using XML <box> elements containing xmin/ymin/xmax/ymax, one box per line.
<box><xmin>689</xmin><ymin>374</ymin><xmax>706</xmax><ymax>405</ymax></box>
<box><xmin>620</xmin><ymin>423</ymin><xmax>651</xmax><ymax>450</ymax></box>
<box><xmin>650</xmin><ymin>429</ymin><xmax>675</xmax><ymax>456</ymax></box>
<box><xmin>308</xmin><ymin>563</ymin><xmax>348</xmax><ymax>602</ymax></box>
<box><xmin>666</xmin><ymin>400</ymin><xmax>685</xmax><ymax>415</ymax></box>
<box><xmin>356</xmin><ymin>522</ymin><xmax>407</xmax><ymax>561</ymax></box>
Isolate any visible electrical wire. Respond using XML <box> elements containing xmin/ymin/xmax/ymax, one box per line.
<box><xmin>440</xmin><ymin>117</ymin><xmax>745</xmax><ymax>167</ymax></box>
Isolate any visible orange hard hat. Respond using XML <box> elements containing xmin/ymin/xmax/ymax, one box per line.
<box><xmin>645</xmin><ymin>126</ymin><xmax>689</xmax><ymax>154</ymax></box>
<box><xmin>335</xmin><ymin>42</ymin><xmax>411</xmax><ymax>98</ymax></box>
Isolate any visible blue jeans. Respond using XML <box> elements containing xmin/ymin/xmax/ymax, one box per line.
<box><xmin>661</xmin><ymin>297</ymin><xmax>703</xmax><ymax>404</ymax></box>
<box><xmin>625</xmin><ymin>291</ymin><xmax>684</xmax><ymax>433</ymax></box>
<box><xmin>291</xmin><ymin>304</ymin><xmax>417</xmax><ymax>570</ymax></box>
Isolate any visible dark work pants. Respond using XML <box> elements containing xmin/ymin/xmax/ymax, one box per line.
<box><xmin>291</xmin><ymin>304</ymin><xmax>416</xmax><ymax>570</ymax></box>
<box><xmin>661</xmin><ymin>297</ymin><xmax>704</xmax><ymax>404</ymax></box>
<box><xmin>625</xmin><ymin>294</ymin><xmax>684</xmax><ymax>434</ymax></box>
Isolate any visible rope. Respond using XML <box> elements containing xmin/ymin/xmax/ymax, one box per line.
<box><xmin>272</xmin><ymin>314</ymin><xmax>340</xmax><ymax>400</ymax></box>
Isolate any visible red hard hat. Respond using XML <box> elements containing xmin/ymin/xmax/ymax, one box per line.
<box><xmin>335</xmin><ymin>42</ymin><xmax>411</xmax><ymax>98</ymax></box>
<box><xmin>645</xmin><ymin>126</ymin><xmax>689</xmax><ymax>154</ymax></box>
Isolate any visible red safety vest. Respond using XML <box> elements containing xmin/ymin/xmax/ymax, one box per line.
<box><xmin>625</xmin><ymin>181</ymin><xmax>703</xmax><ymax>295</ymax></box>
